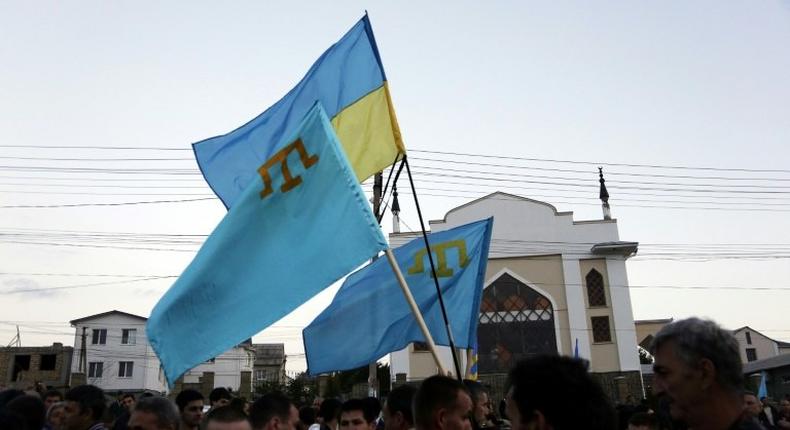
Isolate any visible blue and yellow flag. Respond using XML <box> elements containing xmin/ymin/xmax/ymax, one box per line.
<box><xmin>148</xmin><ymin>103</ymin><xmax>388</xmax><ymax>385</ymax></box>
<box><xmin>303</xmin><ymin>218</ymin><xmax>494</xmax><ymax>375</ymax></box>
<box><xmin>194</xmin><ymin>15</ymin><xmax>404</xmax><ymax>209</ymax></box>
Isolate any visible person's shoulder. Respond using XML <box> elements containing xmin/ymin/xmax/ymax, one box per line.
<box><xmin>731</xmin><ymin>417</ymin><xmax>768</xmax><ymax>430</ymax></box>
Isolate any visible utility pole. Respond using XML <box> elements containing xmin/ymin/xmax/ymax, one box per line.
<box><xmin>368</xmin><ymin>172</ymin><xmax>383</xmax><ymax>397</ymax></box>
<box><xmin>79</xmin><ymin>327</ymin><xmax>87</xmax><ymax>373</ymax></box>
<box><xmin>6</xmin><ymin>325</ymin><xmax>21</xmax><ymax>347</ymax></box>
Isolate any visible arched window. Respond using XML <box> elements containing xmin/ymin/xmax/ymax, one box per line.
<box><xmin>478</xmin><ymin>273</ymin><xmax>556</xmax><ymax>374</ymax></box>
<box><xmin>586</xmin><ymin>269</ymin><xmax>606</xmax><ymax>307</ymax></box>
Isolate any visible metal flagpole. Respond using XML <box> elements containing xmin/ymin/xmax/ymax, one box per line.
<box><xmin>403</xmin><ymin>155</ymin><xmax>463</xmax><ymax>379</ymax></box>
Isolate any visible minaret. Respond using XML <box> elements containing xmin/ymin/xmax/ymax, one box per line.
<box><xmin>599</xmin><ymin>167</ymin><xmax>612</xmax><ymax>220</ymax></box>
<box><xmin>391</xmin><ymin>187</ymin><xmax>401</xmax><ymax>233</ymax></box>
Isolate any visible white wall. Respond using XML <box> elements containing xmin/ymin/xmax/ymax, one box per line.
<box><xmin>183</xmin><ymin>346</ymin><xmax>254</xmax><ymax>392</ymax></box>
<box><xmin>71</xmin><ymin>313</ymin><xmax>167</xmax><ymax>393</ymax></box>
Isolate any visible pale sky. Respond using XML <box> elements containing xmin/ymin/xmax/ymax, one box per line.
<box><xmin>2</xmin><ymin>1</ymin><xmax>790</xmax><ymax>372</ymax></box>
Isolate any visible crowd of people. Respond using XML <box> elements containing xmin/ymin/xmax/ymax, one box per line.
<box><xmin>2</xmin><ymin>318</ymin><xmax>790</xmax><ymax>430</ymax></box>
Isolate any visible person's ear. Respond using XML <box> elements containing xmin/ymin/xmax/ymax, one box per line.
<box><xmin>698</xmin><ymin>358</ymin><xmax>716</xmax><ymax>390</ymax></box>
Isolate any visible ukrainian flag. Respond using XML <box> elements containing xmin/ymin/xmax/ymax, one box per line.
<box><xmin>193</xmin><ymin>15</ymin><xmax>405</xmax><ymax>209</ymax></box>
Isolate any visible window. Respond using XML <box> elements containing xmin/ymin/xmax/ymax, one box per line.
<box><xmin>91</xmin><ymin>329</ymin><xmax>107</xmax><ymax>345</ymax></box>
<box><xmin>118</xmin><ymin>361</ymin><xmax>134</xmax><ymax>378</ymax></box>
<box><xmin>745</xmin><ymin>332</ymin><xmax>752</xmax><ymax>345</ymax></box>
<box><xmin>746</xmin><ymin>348</ymin><xmax>757</xmax><ymax>362</ymax></box>
<box><xmin>413</xmin><ymin>342</ymin><xmax>430</xmax><ymax>352</ymax></box>
<box><xmin>586</xmin><ymin>269</ymin><xmax>607</xmax><ymax>307</ymax></box>
<box><xmin>591</xmin><ymin>316</ymin><xmax>612</xmax><ymax>343</ymax></box>
<box><xmin>88</xmin><ymin>362</ymin><xmax>103</xmax><ymax>378</ymax></box>
<box><xmin>39</xmin><ymin>354</ymin><xmax>57</xmax><ymax>370</ymax></box>
<box><xmin>12</xmin><ymin>355</ymin><xmax>31</xmax><ymax>381</ymax></box>
<box><xmin>121</xmin><ymin>329</ymin><xmax>137</xmax><ymax>345</ymax></box>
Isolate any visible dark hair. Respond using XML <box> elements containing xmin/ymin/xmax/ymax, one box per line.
<box><xmin>628</xmin><ymin>412</ymin><xmax>657</xmax><ymax>429</ymax></box>
<box><xmin>650</xmin><ymin>317</ymin><xmax>743</xmax><ymax>391</ymax></box>
<box><xmin>462</xmin><ymin>380</ymin><xmax>487</xmax><ymax>428</ymax></box>
<box><xmin>122</xmin><ymin>393</ymin><xmax>135</xmax><ymax>401</ymax></box>
<box><xmin>6</xmin><ymin>395</ymin><xmax>46</xmax><ymax>430</ymax></box>
<box><xmin>0</xmin><ymin>389</ymin><xmax>25</xmax><ymax>410</ymax></box>
<box><xmin>134</xmin><ymin>396</ymin><xmax>180</xmax><ymax>430</ymax></box>
<box><xmin>386</xmin><ymin>385</ymin><xmax>417</xmax><ymax>426</ymax></box>
<box><xmin>207</xmin><ymin>405</ymin><xmax>250</xmax><ymax>424</ymax></box>
<box><xmin>508</xmin><ymin>355</ymin><xmax>615</xmax><ymax>430</ymax></box>
<box><xmin>43</xmin><ymin>390</ymin><xmax>63</xmax><ymax>401</ymax></box>
<box><xmin>176</xmin><ymin>389</ymin><xmax>205</xmax><ymax>412</ymax></box>
<box><xmin>414</xmin><ymin>375</ymin><xmax>469</xmax><ymax>430</ymax></box>
<box><xmin>299</xmin><ymin>406</ymin><xmax>317</xmax><ymax>425</ymax></box>
<box><xmin>250</xmin><ymin>392</ymin><xmax>292</xmax><ymax>429</ymax></box>
<box><xmin>65</xmin><ymin>385</ymin><xmax>106</xmax><ymax>421</ymax></box>
<box><xmin>318</xmin><ymin>398</ymin><xmax>342</xmax><ymax>423</ymax></box>
<box><xmin>341</xmin><ymin>399</ymin><xmax>376</xmax><ymax>423</ymax></box>
<box><xmin>209</xmin><ymin>387</ymin><xmax>232</xmax><ymax>404</ymax></box>
<box><xmin>0</xmin><ymin>410</ymin><xmax>26</xmax><ymax>430</ymax></box>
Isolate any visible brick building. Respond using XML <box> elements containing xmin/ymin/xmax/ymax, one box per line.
<box><xmin>0</xmin><ymin>343</ymin><xmax>73</xmax><ymax>390</ymax></box>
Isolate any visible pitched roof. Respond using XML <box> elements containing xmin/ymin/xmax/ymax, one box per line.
<box><xmin>743</xmin><ymin>353</ymin><xmax>790</xmax><ymax>374</ymax></box>
<box><xmin>70</xmin><ymin>310</ymin><xmax>147</xmax><ymax>325</ymax></box>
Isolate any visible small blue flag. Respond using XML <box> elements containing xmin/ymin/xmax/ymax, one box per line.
<box><xmin>574</xmin><ymin>338</ymin><xmax>579</xmax><ymax>358</ymax></box>
<box><xmin>147</xmin><ymin>103</ymin><xmax>388</xmax><ymax>386</ymax></box>
<box><xmin>757</xmin><ymin>370</ymin><xmax>768</xmax><ymax>399</ymax></box>
<box><xmin>303</xmin><ymin>218</ymin><xmax>494</xmax><ymax>375</ymax></box>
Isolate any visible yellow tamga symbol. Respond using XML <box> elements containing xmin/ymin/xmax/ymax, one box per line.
<box><xmin>407</xmin><ymin>240</ymin><xmax>470</xmax><ymax>278</ymax></box>
<box><xmin>257</xmin><ymin>138</ymin><xmax>319</xmax><ymax>199</ymax></box>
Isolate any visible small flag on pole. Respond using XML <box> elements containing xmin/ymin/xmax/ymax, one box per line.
<box><xmin>147</xmin><ymin>103</ymin><xmax>388</xmax><ymax>386</ymax></box>
<box><xmin>303</xmin><ymin>218</ymin><xmax>494</xmax><ymax>375</ymax></box>
<box><xmin>757</xmin><ymin>371</ymin><xmax>768</xmax><ymax>399</ymax></box>
<box><xmin>574</xmin><ymin>338</ymin><xmax>579</xmax><ymax>359</ymax></box>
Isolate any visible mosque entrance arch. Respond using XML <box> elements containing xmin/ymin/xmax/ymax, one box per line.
<box><xmin>477</xmin><ymin>272</ymin><xmax>558</xmax><ymax>373</ymax></box>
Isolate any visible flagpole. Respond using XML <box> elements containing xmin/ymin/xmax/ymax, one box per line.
<box><xmin>384</xmin><ymin>248</ymin><xmax>447</xmax><ymax>375</ymax></box>
<box><xmin>403</xmin><ymin>156</ymin><xmax>464</xmax><ymax>379</ymax></box>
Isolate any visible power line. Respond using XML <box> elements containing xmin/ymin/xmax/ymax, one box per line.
<box><xmin>408</xmin><ymin>149</ymin><xmax>790</xmax><ymax>174</ymax></box>
<box><xmin>0</xmin><ymin>197</ymin><xmax>215</xmax><ymax>208</ymax></box>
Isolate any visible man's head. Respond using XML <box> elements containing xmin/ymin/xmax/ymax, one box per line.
<box><xmin>64</xmin><ymin>385</ymin><xmax>106</xmax><ymax>430</ymax></box>
<box><xmin>5</xmin><ymin>395</ymin><xmax>46</xmax><ymax>430</ymax></box>
<box><xmin>123</xmin><ymin>393</ymin><xmax>137</xmax><ymax>411</ymax></box>
<box><xmin>649</xmin><ymin>318</ymin><xmax>743</xmax><ymax>425</ymax></box>
<box><xmin>175</xmin><ymin>389</ymin><xmax>205</xmax><ymax>429</ymax></box>
<box><xmin>506</xmin><ymin>355</ymin><xmax>615</xmax><ymax>430</ymax></box>
<box><xmin>627</xmin><ymin>412</ymin><xmax>657</xmax><ymax>430</ymax></box>
<box><xmin>249</xmin><ymin>392</ymin><xmax>298</xmax><ymax>430</ymax></box>
<box><xmin>318</xmin><ymin>398</ymin><xmax>343</xmax><ymax>426</ymax></box>
<box><xmin>413</xmin><ymin>375</ymin><xmax>472</xmax><ymax>430</ymax></box>
<box><xmin>383</xmin><ymin>385</ymin><xmax>417</xmax><ymax>430</ymax></box>
<box><xmin>210</xmin><ymin>388</ymin><xmax>233</xmax><ymax>408</ymax></box>
<box><xmin>128</xmin><ymin>396</ymin><xmax>180</xmax><ymax>430</ymax></box>
<box><xmin>43</xmin><ymin>389</ymin><xmax>64</xmax><ymax>411</ymax></box>
<box><xmin>339</xmin><ymin>399</ymin><xmax>377</xmax><ymax>430</ymax></box>
<box><xmin>206</xmin><ymin>405</ymin><xmax>252</xmax><ymax>430</ymax></box>
<box><xmin>743</xmin><ymin>392</ymin><xmax>762</xmax><ymax>418</ymax></box>
<box><xmin>780</xmin><ymin>398</ymin><xmax>790</xmax><ymax>416</ymax></box>
<box><xmin>462</xmin><ymin>380</ymin><xmax>490</xmax><ymax>426</ymax></box>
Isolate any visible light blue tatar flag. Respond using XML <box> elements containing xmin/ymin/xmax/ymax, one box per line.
<box><xmin>757</xmin><ymin>370</ymin><xmax>768</xmax><ymax>399</ymax></box>
<box><xmin>303</xmin><ymin>218</ymin><xmax>494</xmax><ymax>375</ymax></box>
<box><xmin>147</xmin><ymin>103</ymin><xmax>388</xmax><ymax>386</ymax></box>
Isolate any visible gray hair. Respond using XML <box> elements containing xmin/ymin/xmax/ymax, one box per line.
<box><xmin>134</xmin><ymin>396</ymin><xmax>180</xmax><ymax>430</ymax></box>
<box><xmin>649</xmin><ymin>317</ymin><xmax>743</xmax><ymax>390</ymax></box>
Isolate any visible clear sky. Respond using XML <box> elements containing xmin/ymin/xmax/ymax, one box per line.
<box><xmin>2</xmin><ymin>1</ymin><xmax>790</xmax><ymax>372</ymax></box>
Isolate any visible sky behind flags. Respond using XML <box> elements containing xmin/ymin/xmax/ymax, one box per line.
<box><xmin>1</xmin><ymin>2</ymin><xmax>789</xmax><ymax>372</ymax></box>
<box><xmin>147</xmin><ymin>103</ymin><xmax>388</xmax><ymax>385</ymax></box>
<box><xmin>303</xmin><ymin>217</ymin><xmax>493</xmax><ymax>375</ymax></box>
<box><xmin>193</xmin><ymin>15</ymin><xmax>404</xmax><ymax>209</ymax></box>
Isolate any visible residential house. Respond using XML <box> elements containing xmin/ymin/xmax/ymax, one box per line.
<box><xmin>70</xmin><ymin>310</ymin><xmax>255</xmax><ymax>396</ymax></box>
<box><xmin>69</xmin><ymin>310</ymin><xmax>167</xmax><ymax>394</ymax></box>
<box><xmin>180</xmin><ymin>339</ymin><xmax>255</xmax><ymax>399</ymax></box>
<box><xmin>732</xmin><ymin>326</ymin><xmax>790</xmax><ymax>364</ymax></box>
<box><xmin>252</xmin><ymin>343</ymin><xmax>286</xmax><ymax>387</ymax></box>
